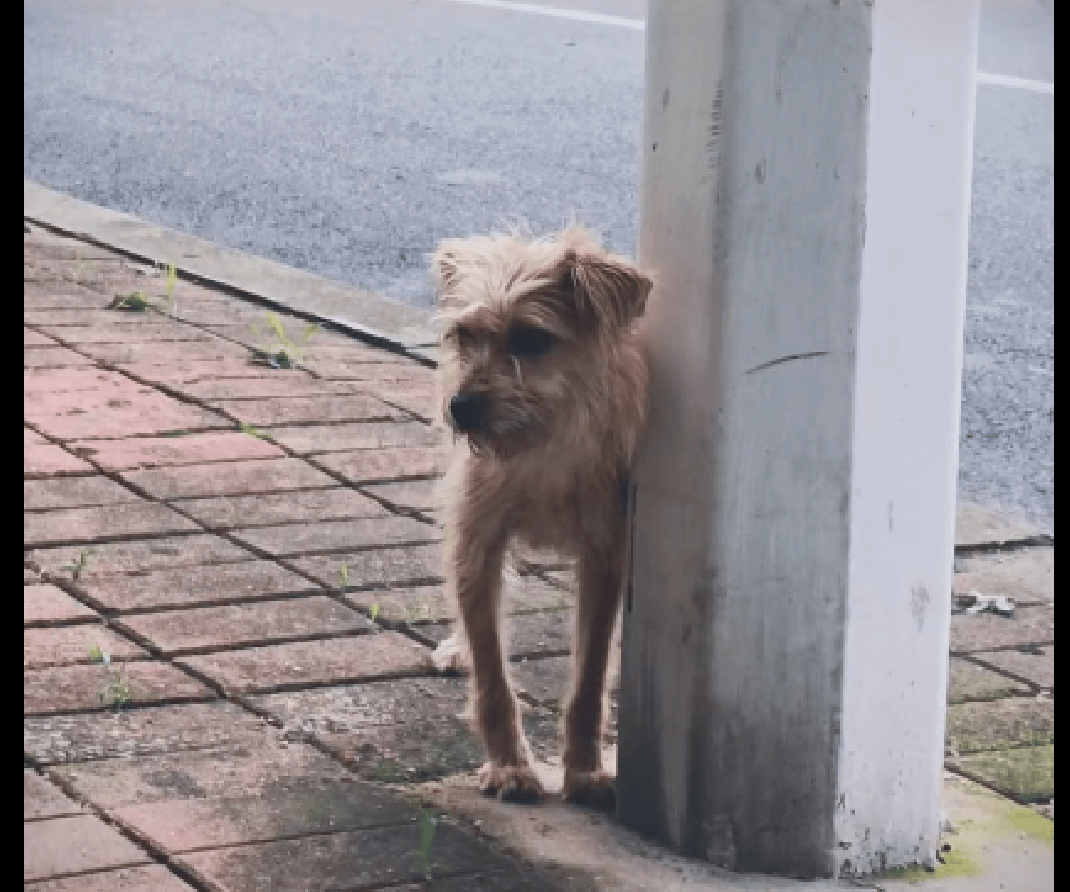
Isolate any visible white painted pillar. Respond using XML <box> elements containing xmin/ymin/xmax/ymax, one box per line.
<box><xmin>617</xmin><ymin>0</ymin><xmax>978</xmax><ymax>878</ymax></box>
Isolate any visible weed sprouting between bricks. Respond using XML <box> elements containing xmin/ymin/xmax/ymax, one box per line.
<box><xmin>407</xmin><ymin>807</ymin><xmax>441</xmax><ymax>877</ymax></box>
<box><xmin>106</xmin><ymin>261</ymin><xmax>179</xmax><ymax>315</ymax></box>
<box><xmin>88</xmin><ymin>645</ymin><xmax>139</xmax><ymax>711</ymax></box>
<box><xmin>250</xmin><ymin>312</ymin><xmax>319</xmax><ymax>368</ymax></box>
<box><xmin>61</xmin><ymin>548</ymin><xmax>95</xmax><ymax>581</ymax></box>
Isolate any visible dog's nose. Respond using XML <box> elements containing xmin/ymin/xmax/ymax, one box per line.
<box><xmin>449</xmin><ymin>391</ymin><xmax>488</xmax><ymax>433</ymax></box>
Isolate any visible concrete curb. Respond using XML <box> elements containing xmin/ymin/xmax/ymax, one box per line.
<box><xmin>23</xmin><ymin>180</ymin><xmax>440</xmax><ymax>367</ymax></box>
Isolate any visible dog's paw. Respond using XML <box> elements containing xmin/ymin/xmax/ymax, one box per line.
<box><xmin>431</xmin><ymin>633</ymin><xmax>470</xmax><ymax>675</ymax></box>
<box><xmin>563</xmin><ymin>769</ymin><xmax>616</xmax><ymax>811</ymax></box>
<box><xmin>477</xmin><ymin>761</ymin><xmax>543</xmax><ymax>803</ymax></box>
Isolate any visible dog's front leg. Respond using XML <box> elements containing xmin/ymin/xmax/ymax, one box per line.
<box><xmin>563</xmin><ymin>542</ymin><xmax>624</xmax><ymax>809</ymax></box>
<box><xmin>451</xmin><ymin>519</ymin><xmax>542</xmax><ymax>802</ymax></box>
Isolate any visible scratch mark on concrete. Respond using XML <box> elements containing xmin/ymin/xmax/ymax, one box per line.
<box><xmin>744</xmin><ymin>351</ymin><xmax>829</xmax><ymax>376</ymax></box>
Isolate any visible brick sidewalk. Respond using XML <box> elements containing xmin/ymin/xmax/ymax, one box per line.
<box><xmin>23</xmin><ymin>226</ymin><xmax>575</xmax><ymax>890</ymax></box>
<box><xmin>24</xmin><ymin>225</ymin><xmax>1052</xmax><ymax>889</ymax></box>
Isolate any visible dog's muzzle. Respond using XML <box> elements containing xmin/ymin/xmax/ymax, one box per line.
<box><xmin>448</xmin><ymin>391</ymin><xmax>489</xmax><ymax>434</ymax></box>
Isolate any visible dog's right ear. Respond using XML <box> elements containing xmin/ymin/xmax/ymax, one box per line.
<box><xmin>431</xmin><ymin>240</ymin><xmax>470</xmax><ymax>309</ymax></box>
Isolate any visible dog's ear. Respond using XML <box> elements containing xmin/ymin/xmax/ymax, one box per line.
<box><xmin>431</xmin><ymin>240</ymin><xmax>471</xmax><ymax>309</ymax></box>
<box><xmin>561</xmin><ymin>250</ymin><xmax>652</xmax><ymax>331</ymax></box>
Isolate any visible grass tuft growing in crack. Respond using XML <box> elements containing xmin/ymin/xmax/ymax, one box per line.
<box><xmin>250</xmin><ymin>312</ymin><xmax>319</xmax><ymax>368</ymax></box>
<box><xmin>88</xmin><ymin>645</ymin><xmax>140</xmax><ymax>711</ymax></box>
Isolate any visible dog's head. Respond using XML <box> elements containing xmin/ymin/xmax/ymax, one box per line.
<box><xmin>432</xmin><ymin>224</ymin><xmax>651</xmax><ymax>459</ymax></box>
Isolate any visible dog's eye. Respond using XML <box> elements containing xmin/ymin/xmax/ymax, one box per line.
<box><xmin>506</xmin><ymin>326</ymin><xmax>556</xmax><ymax>358</ymax></box>
<box><xmin>449</xmin><ymin>325</ymin><xmax>475</xmax><ymax>347</ymax></box>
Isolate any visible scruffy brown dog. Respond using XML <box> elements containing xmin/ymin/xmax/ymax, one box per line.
<box><xmin>430</xmin><ymin>223</ymin><xmax>651</xmax><ymax>806</ymax></box>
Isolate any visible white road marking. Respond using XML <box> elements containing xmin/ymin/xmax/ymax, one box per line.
<box><xmin>976</xmin><ymin>71</ymin><xmax>1054</xmax><ymax>95</ymax></box>
<box><xmin>433</xmin><ymin>0</ymin><xmax>643</xmax><ymax>30</ymax></box>
<box><xmin>434</xmin><ymin>0</ymin><xmax>1054</xmax><ymax>95</ymax></box>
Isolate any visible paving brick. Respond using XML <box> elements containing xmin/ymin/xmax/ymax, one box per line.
<box><xmin>36</xmin><ymin>321</ymin><xmax>213</xmax><ymax>344</ymax></box>
<box><xmin>229</xmin><ymin>516</ymin><xmax>439</xmax><ymax>558</ymax></box>
<box><xmin>120</xmin><ymin>358</ymin><xmax>274</xmax><ymax>386</ymax></box>
<box><xmin>120</xmin><ymin>597</ymin><xmax>372</xmax><ymax>655</ymax></box>
<box><xmin>68</xmin><ymin>431</ymin><xmax>285</xmax><ymax>471</ymax></box>
<box><xmin>211</xmin><ymin>394</ymin><xmax>403</xmax><ymax>426</ymax></box>
<box><xmin>314</xmin><ymin>446</ymin><xmax>452</xmax><ymax>484</ymax></box>
<box><xmin>26</xmin><ymin>241</ymin><xmax>120</xmax><ymax>261</ymax></box>
<box><xmin>253</xmin><ymin>679</ymin><xmax>562</xmax><ymax>787</ymax></box>
<box><xmin>25</xmin><ymin>625</ymin><xmax>148</xmax><ymax>669</ymax></box>
<box><xmin>251</xmin><ymin>677</ymin><xmax>482</xmax><ymax>780</ymax></box>
<box><xmin>176</xmin><ymin>819</ymin><xmax>515</xmax><ymax>890</ymax></box>
<box><xmin>297</xmin><ymin>339</ymin><xmax>407</xmax><ymax>364</ymax></box>
<box><xmin>293</xmin><ymin>543</ymin><xmax>444</xmax><ymax>589</ymax></box>
<box><xmin>205</xmin><ymin>316</ymin><xmax>315</xmax><ymax>348</ymax></box>
<box><xmin>973</xmin><ymin>646</ymin><xmax>1054</xmax><ymax>691</ymax></box>
<box><xmin>24</xmin><ymin>345</ymin><xmax>97</xmax><ymax>368</ymax></box>
<box><xmin>265</xmin><ymin>420</ymin><xmax>444</xmax><ymax>454</ymax></box>
<box><xmin>362</xmin><ymin>478</ymin><xmax>444</xmax><ymax>512</ymax></box>
<box><xmin>25</xmin><ymin>475</ymin><xmax>141</xmax><ymax>510</ymax></box>
<box><xmin>71</xmin><ymin>561</ymin><xmax>320</xmax><ymax>612</ymax></box>
<box><xmin>25</xmin><ymin>309</ymin><xmax>138</xmax><ymax>325</ymax></box>
<box><xmin>954</xmin><ymin>548</ymin><xmax>1054</xmax><ymax>605</ymax></box>
<box><xmin>25</xmin><ymin>583</ymin><xmax>98</xmax><ymax>626</ymax></box>
<box><xmin>83</xmin><ymin>339</ymin><xmax>250</xmax><ymax>365</ymax></box>
<box><xmin>169</xmin><ymin>302</ymin><xmax>269</xmax><ymax>326</ymax></box>
<box><xmin>23</xmin><ymin>289</ymin><xmax>107</xmax><ymax>309</ymax></box>
<box><xmin>25</xmin><ymin>769</ymin><xmax>88</xmax><ymax>820</ymax></box>
<box><xmin>24</xmin><ymin>814</ymin><xmax>152</xmax><ymax>882</ymax></box>
<box><xmin>345</xmin><ymin>586</ymin><xmax>454</xmax><ymax>624</ymax></box>
<box><xmin>24</xmin><ymin>701</ymin><xmax>273</xmax><ymax>765</ymax></box>
<box><xmin>25</xmin><ymin>662</ymin><xmax>216</xmax><ymax>715</ymax></box>
<box><xmin>31</xmin><ymin>534</ymin><xmax>256</xmax><ymax>578</ymax></box>
<box><xmin>172</xmin><ymin>487</ymin><xmax>388</xmax><ymax>529</ymax></box>
<box><xmin>301</xmin><ymin>357</ymin><xmax>421</xmax><ymax>380</ymax></box>
<box><xmin>955</xmin><ymin>743</ymin><xmax>1054</xmax><ymax>804</ymax></box>
<box><xmin>368</xmin><ymin>381</ymin><xmax>436</xmax><ymax>418</ymax></box>
<box><xmin>52</xmin><ymin>735</ymin><xmax>353</xmax><ymax>810</ymax></box>
<box><xmin>25</xmin><ymin>328</ymin><xmax>57</xmax><ymax>346</ymax></box>
<box><xmin>410</xmin><ymin>871</ymin><xmax>561</xmax><ymax>892</ymax></box>
<box><xmin>510</xmin><ymin>655</ymin><xmax>572</xmax><ymax>708</ymax></box>
<box><xmin>950</xmin><ymin>605</ymin><xmax>1054</xmax><ymax>653</ymax></box>
<box><xmin>349</xmin><ymin>575</ymin><xmax>569</xmax><ymax>622</ymax></box>
<box><xmin>314</xmin><ymin>361</ymin><xmax>433</xmax><ymax>386</ymax></box>
<box><xmin>120</xmin><ymin>457</ymin><xmax>336</xmax><ymax>499</ymax></box>
<box><xmin>180</xmin><ymin>375</ymin><xmax>363</xmax><ymax>400</ymax></box>
<box><xmin>24</xmin><ymin>367</ymin><xmax>142</xmax><ymax>396</ymax></box>
<box><xmin>179</xmin><ymin>631</ymin><xmax>431</xmax><ymax>695</ymax></box>
<box><xmin>945</xmin><ymin>696</ymin><xmax>1054</xmax><ymax>755</ymax></box>
<box><xmin>24</xmin><ymin>502</ymin><xmax>199</xmax><ymax>547</ymax></box>
<box><xmin>947</xmin><ymin>657</ymin><xmax>1031</xmax><ymax>704</ymax></box>
<box><xmin>507</xmin><ymin>611</ymin><xmax>572</xmax><ymax>659</ymax></box>
<box><xmin>25</xmin><ymin>440</ymin><xmax>95</xmax><ymax>477</ymax></box>
<box><xmin>112</xmin><ymin>783</ymin><xmax>417</xmax><ymax>857</ymax></box>
<box><xmin>26</xmin><ymin>864</ymin><xmax>197</xmax><ymax>892</ymax></box>
<box><xmin>25</xmin><ymin>387</ymin><xmax>227</xmax><ymax>441</ymax></box>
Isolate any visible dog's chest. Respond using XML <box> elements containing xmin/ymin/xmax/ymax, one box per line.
<box><xmin>510</xmin><ymin>475</ymin><xmax>623</xmax><ymax>553</ymax></box>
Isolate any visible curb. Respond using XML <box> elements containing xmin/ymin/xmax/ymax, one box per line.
<box><xmin>23</xmin><ymin>180</ymin><xmax>440</xmax><ymax>368</ymax></box>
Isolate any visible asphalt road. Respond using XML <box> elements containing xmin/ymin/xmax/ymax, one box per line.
<box><xmin>23</xmin><ymin>0</ymin><xmax>1053</xmax><ymax>530</ymax></box>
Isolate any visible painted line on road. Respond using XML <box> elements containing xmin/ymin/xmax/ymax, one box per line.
<box><xmin>435</xmin><ymin>0</ymin><xmax>1054</xmax><ymax>95</ymax></box>
<box><xmin>976</xmin><ymin>71</ymin><xmax>1054</xmax><ymax>95</ymax></box>
<box><xmin>434</xmin><ymin>0</ymin><xmax>643</xmax><ymax>30</ymax></box>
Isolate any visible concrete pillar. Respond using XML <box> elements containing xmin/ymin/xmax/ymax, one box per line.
<box><xmin>617</xmin><ymin>0</ymin><xmax>978</xmax><ymax>878</ymax></box>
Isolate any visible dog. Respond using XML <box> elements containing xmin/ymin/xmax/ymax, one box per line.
<box><xmin>429</xmin><ymin>223</ymin><xmax>652</xmax><ymax>806</ymax></box>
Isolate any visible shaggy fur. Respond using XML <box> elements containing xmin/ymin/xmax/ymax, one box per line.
<box><xmin>430</xmin><ymin>223</ymin><xmax>651</xmax><ymax>806</ymax></box>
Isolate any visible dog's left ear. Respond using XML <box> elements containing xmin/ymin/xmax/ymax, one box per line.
<box><xmin>566</xmin><ymin>251</ymin><xmax>653</xmax><ymax>331</ymax></box>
